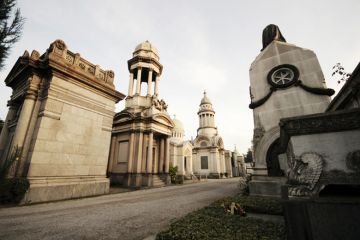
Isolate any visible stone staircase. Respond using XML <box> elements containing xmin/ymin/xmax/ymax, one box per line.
<box><xmin>152</xmin><ymin>175</ymin><xmax>166</xmax><ymax>188</ymax></box>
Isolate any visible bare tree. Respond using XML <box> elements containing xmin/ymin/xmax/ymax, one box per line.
<box><xmin>0</xmin><ymin>0</ymin><xmax>24</xmax><ymax>71</ymax></box>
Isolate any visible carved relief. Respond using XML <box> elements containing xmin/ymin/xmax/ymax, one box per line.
<box><xmin>252</xmin><ymin>127</ymin><xmax>265</xmax><ymax>149</ymax></box>
<box><xmin>78</xmin><ymin>62</ymin><xmax>86</xmax><ymax>70</ymax></box>
<box><xmin>152</xmin><ymin>96</ymin><xmax>168</xmax><ymax>111</ymax></box>
<box><xmin>287</xmin><ymin>152</ymin><xmax>323</xmax><ymax>196</ymax></box>
<box><xmin>87</xmin><ymin>66</ymin><xmax>95</xmax><ymax>74</ymax></box>
<box><xmin>65</xmin><ymin>54</ymin><xmax>74</xmax><ymax>64</ymax></box>
<box><xmin>55</xmin><ymin>39</ymin><xmax>66</xmax><ymax>50</ymax></box>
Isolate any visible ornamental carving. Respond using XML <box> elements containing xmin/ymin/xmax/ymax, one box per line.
<box><xmin>78</xmin><ymin>62</ymin><xmax>86</xmax><ymax>70</ymax></box>
<box><xmin>152</xmin><ymin>96</ymin><xmax>168</xmax><ymax>111</ymax></box>
<box><xmin>287</xmin><ymin>152</ymin><xmax>323</xmax><ymax>196</ymax></box>
<box><xmin>65</xmin><ymin>54</ymin><xmax>74</xmax><ymax>64</ymax></box>
<box><xmin>252</xmin><ymin>127</ymin><xmax>265</xmax><ymax>149</ymax></box>
<box><xmin>54</xmin><ymin>39</ymin><xmax>66</xmax><ymax>50</ymax></box>
<box><xmin>281</xmin><ymin>109</ymin><xmax>360</xmax><ymax>136</ymax></box>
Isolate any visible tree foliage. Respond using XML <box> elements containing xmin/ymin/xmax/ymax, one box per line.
<box><xmin>244</xmin><ymin>148</ymin><xmax>253</xmax><ymax>163</ymax></box>
<box><xmin>0</xmin><ymin>0</ymin><xmax>24</xmax><ymax>71</ymax></box>
<box><xmin>332</xmin><ymin>63</ymin><xmax>351</xmax><ymax>84</ymax></box>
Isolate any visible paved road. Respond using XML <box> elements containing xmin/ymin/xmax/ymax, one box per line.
<box><xmin>0</xmin><ymin>178</ymin><xmax>240</xmax><ymax>240</ymax></box>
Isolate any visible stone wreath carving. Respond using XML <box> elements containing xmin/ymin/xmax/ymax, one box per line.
<box><xmin>249</xmin><ymin>64</ymin><xmax>335</xmax><ymax>109</ymax></box>
<box><xmin>287</xmin><ymin>152</ymin><xmax>323</xmax><ymax>196</ymax></box>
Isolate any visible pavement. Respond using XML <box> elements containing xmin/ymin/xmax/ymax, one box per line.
<box><xmin>0</xmin><ymin>178</ymin><xmax>240</xmax><ymax>240</ymax></box>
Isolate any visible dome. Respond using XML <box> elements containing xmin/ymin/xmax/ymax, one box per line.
<box><xmin>134</xmin><ymin>40</ymin><xmax>159</xmax><ymax>60</ymax></box>
<box><xmin>172</xmin><ymin>116</ymin><xmax>184</xmax><ymax>131</ymax></box>
<box><xmin>200</xmin><ymin>91</ymin><xmax>212</xmax><ymax>105</ymax></box>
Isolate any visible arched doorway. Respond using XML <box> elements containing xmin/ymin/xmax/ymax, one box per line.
<box><xmin>266</xmin><ymin>138</ymin><xmax>284</xmax><ymax>176</ymax></box>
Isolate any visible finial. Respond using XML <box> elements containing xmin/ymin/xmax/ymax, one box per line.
<box><xmin>173</xmin><ymin>114</ymin><xmax>176</xmax><ymax>119</ymax></box>
<box><xmin>203</xmin><ymin>90</ymin><xmax>206</xmax><ymax>95</ymax></box>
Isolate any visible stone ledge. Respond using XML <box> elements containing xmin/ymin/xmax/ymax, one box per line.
<box><xmin>21</xmin><ymin>176</ymin><xmax>109</xmax><ymax>204</ymax></box>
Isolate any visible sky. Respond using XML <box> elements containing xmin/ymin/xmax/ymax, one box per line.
<box><xmin>0</xmin><ymin>0</ymin><xmax>359</xmax><ymax>154</ymax></box>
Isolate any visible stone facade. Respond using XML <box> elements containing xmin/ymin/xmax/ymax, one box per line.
<box><xmin>108</xmin><ymin>41</ymin><xmax>173</xmax><ymax>187</ymax></box>
<box><xmin>0</xmin><ymin>40</ymin><xmax>124</xmax><ymax>203</ymax></box>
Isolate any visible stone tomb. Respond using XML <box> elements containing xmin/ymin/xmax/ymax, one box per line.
<box><xmin>278</xmin><ymin>62</ymin><xmax>360</xmax><ymax>240</ymax></box>
<box><xmin>248</xmin><ymin>25</ymin><xmax>334</xmax><ymax>196</ymax></box>
<box><xmin>0</xmin><ymin>40</ymin><xmax>124</xmax><ymax>203</ymax></box>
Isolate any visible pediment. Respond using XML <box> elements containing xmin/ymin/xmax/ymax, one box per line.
<box><xmin>153</xmin><ymin>113</ymin><xmax>174</xmax><ymax>127</ymax></box>
<box><xmin>114</xmin><ymin>110</ymin><xmax>135</xmax><ymax>122</ymax></box>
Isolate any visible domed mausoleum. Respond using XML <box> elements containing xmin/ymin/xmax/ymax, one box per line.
<box><xmin>169</xmin><ymin>116</ymin><xmax>193</xmax><ymax>177</ymax></box>
<box><xmin>108</xmin><ymin>41</ymin><xmax>174</xmax><ymax>187</ymax></box>
<box><xmin>192</xmin><ymin>92</ymin><xmax>232</xmax><ymax>178</ymax></box>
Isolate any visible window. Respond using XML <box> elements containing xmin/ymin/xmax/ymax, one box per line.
<box><xmin>201</xmin><ymin>156</ymin><xmax>208</xmax><ymax>169</ymax></box>
<box><xmin>117</xmin><ymin>141</ymin><xmax>129</xmax><ymax>163</ymax></box>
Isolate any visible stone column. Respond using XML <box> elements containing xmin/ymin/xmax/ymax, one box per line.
<box><xmin>135</xmin><ymin>67</ymin><xmax>142</xmax><ymax>95</ymax></box>
<box><xmin>154</xmin><ymin>74</ymin><xmax>159</xmax><ymax>96</ymax></box>
<box><xmin>0</xmin><ymin>101</ymin><xmax>17</xmax><ymax>160</ymax></box>
<box><xmin>128</xmin><ymin>72</ymin><xmax>134</xmax><ymax>97</ymax></box>
<box><xmin>147</xmin><ymin>68</ymin><xmax>153</xmax><ymax>96</ymax></box>
<box><xmin>159</xmin><ymin>138</ymin><xmax>165</xmax><ymax>173</ymax></box>
<box><xmin>108</xmin><ymin>136</ymin><xmax>116</xmax><ymax>171</ymax></box>
<box><xmin>11</xmin><ymin>94</ymin><xmax>36</xmax><ymax>151</ymax></box>
<box><xmin>141</xmin><ymin>134</ymin><xmax>147</xmax><ymax>172</ymax></box>
<box><xmin>9</xmin><ymin>90</ymin><xmax>37</xmax><ymax>176</ymax></box>
<box><xmin>153</xmin><ymin>144</ymin><xmax>158</xmax><ymax>174</ymax></box>
<box><xmin>136</xmin><ymin>131</ymin><xmax>143</xmax><ymax>173</ymax></box>
<box><xmin>127</xmin><ymin>132</ymin><xmax>135</xmax><ymax>173</ymax></box>
<box><xmin>165</xmin><ymin>137</ymin><xmax>170</xmax><ymax>173</ymax></box>
<box><xmin>147</xmin><ymin>131</ymin><xmax>153</xmax><ymax>173</ymax></box>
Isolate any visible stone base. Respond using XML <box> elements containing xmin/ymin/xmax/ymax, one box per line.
<box><xmin>283</xmin><ymin>197</ymin><xmax>360</xmax><ymax>240</ymax></box>
<box><xmin>21</xmin><ymin>176</ymin><xmax>110</xmax><ymax>204</ymax></box>
<box><xmin>249</xmin><ymin>176</ymin><xmax>287</xmax><ymax>197</ymax></box>
<box><xmin>109</xmin><ymin>173</ymin><xmax>168</xmax><ymax>188</ymax></box>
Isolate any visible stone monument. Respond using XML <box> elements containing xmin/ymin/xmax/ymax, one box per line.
<box><xmin>248</xmin><ymin>24</ymin><xmax>335</xmax><ymax>196</ymax></box>
<box><xmin>0</xmin><ymin>40</ymin><xmax>125</xmax><ymax>203</ymax></box>
<box><xmin>108</xmin><ymin>41</ymin><xmax>173</xmax><ymax>187</ymax></box>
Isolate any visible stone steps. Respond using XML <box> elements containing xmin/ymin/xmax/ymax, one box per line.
<box><xmin>152</xmin><ymin>175</ymin><xmax>165</xmax><ymax>187</ymax></box>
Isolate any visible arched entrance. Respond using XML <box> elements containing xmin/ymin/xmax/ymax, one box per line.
<box><xmin>266</xmin><ymin>138</ymin><xmax>284</xmax><ymax>176</ymax></box>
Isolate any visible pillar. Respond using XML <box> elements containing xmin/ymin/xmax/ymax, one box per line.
<box><xmin>135</xmin><ymin>67</ymin><xmax>142</xmax><ymax>95</ymax></box>
<box><xmin>141</xmin><ymin>134</ymin><xmax>147</xmax><ymax>172</ymax></box>
<box><xmin>108</xmin><ymin>136</ymin><xmax>116</xmax><ymax>171</ymax></box>
<box><xmin>128</xmin><ymin>72</ymin><xmax>134</xmax><ymax>96</ymax></box>
<box><xmin>165</xmin><ymin>137</ymin><xmax>170</xmax><ymax>173</ymax></box>
<box><xmin>147</xmin><ymin>68</ymin><xmax>153</xmax><ymax>96</ymax></box>
<box><xmin>154</xmin><ymin>74</ymin><xmax>159</xmax><ymax>96</ymax></box>
<box><xmin>159</xmin><ymin>138</ymin><xmax>164</xmax><ymax>173</ymax></box>
<box><xmin>147</xmin><ymin>132</ymin><xmax>153</xmax><ymax>173</ymax></box>
<box><xmin>0</xmin><ymin>101</ymin><xmax>17</xmax><ymax>161</ymax></box>
<box><xmin>127</xmin><ymin>132</ymin><xmax>135</xmax><ymax>173</ymax></box>
<box><xmin>136</xmin><ymin>131</ymin><xmax>143</xmax><ymax>173</ymax></box>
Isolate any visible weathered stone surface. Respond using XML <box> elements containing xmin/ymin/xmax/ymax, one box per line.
<box><xmin>0</xmin><ymin>39</ymin><xmax>125</xmax><ymax>204</ymax></box>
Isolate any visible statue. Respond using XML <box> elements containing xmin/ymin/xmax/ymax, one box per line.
<box><xmin>261</xmin><ymin>24</ymin><xmax>286</xmax><ymax>51</ymax></box>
